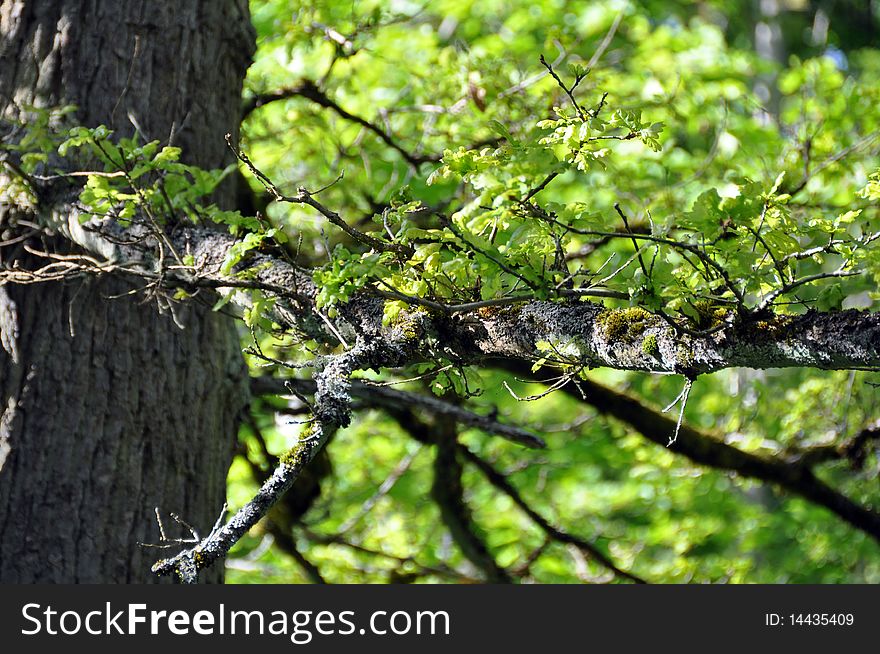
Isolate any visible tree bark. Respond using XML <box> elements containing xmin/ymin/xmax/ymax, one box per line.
<box><xmin>0</xmin><ymin>0</ymin><xmax>254</xmax><ymax>582</ymax></box>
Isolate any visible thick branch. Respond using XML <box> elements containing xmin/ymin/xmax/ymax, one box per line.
<box><xmin>431</xmin><ymin>429</ymin><xmax>512</xmax><ymax>583</ymax></box>
<box><xmin>31</xmin><ymin>199</ymin><xmax>880</xmax><ymax>376</ymax></box>
<box><xmin>445</xmin><ymin>302</ymin><xmax>880</xmax><ymax>375</ymax></box>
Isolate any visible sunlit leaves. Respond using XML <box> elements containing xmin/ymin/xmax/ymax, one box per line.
<box><xmin>226</xmin><ymin>0</ymin><xmax>880</xmax><ymax>584</ymax></box>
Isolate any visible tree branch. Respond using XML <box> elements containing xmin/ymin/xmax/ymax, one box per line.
<box><xmin>458</xmin><ymin>444</ymin><xmax>647</xmax><ymax>583</ymax></box>
<box><xmin>497</xmin><ymin>365</ymin><xmax>880</xmax><ymax>544</ymax></box>
<box><xmin>22</xmin><ymin>195</ymin><xmax>880</xmax><ymax>573</ymax></box>
<box><xmin>239</xmin><ymin>414</ymin><xmax>329</xmax><ymax>584</ymax></box>
<box><xmin>252</xmin><ymin>376</ymin><xmax>546</xmax><ymax>449</ymax></box>
<box><xmin>242</xmin><ymin>79</ymin><xmax>428</xmax><ymax>169</ymax></box>
<box><xmin>784</xmin><ymin>419</ymin><xmax>880</xmax><ymax>469</ymax></box>
<box><xmin>151</xmin><ymin>335</ymin><xmax>415</xmax><ymax>581</ymax></box>
<box><xmin>390</xmin><ymin>407</ymin><xmax>512</xmax><ymax>583</ymax></box>
<box><xmin>27</xmin><ymin>201</ymin><xmax>880</xmax><ymax>377</ymax></box>
<box><xmin>303</xmin><ymin>528</ymin><xmax>479</xmax><ymax>582</ymax></box>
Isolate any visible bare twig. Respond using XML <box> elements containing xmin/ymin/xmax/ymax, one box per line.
<box><xmin>226</xmin><ymin>134</ymin><xmax>412</xmax><ymax>255</ymax></box>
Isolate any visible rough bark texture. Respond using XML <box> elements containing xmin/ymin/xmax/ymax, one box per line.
<box><xmin>0</xmin><ymin>0</ymin><xmax>254</xmax><ymax>582</ymax></box>
<box><xmin>441</xmin><ymin>302</ymin><xmax>880</xmax><ymax>374</ymax></box>
<box><xmin>72</xmin><ymin>219</ymin><xmax>880</xmax><ymax>377</ymax></box>
<box><xmin>0</xmin><ymin>276</ymin><xmax>247</xmax><ymax>582</ymax></box>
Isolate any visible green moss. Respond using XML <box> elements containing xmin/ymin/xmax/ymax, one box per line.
<box><xmin>675</xmin><ymin>343</ymin><xmax>694</xmax><ymax>368</ymax></box>
<box><xmin>279</xmin><ymin>423</ymin><xmax>317</xmax><ymax>468</ymax></box>
<box><xmin>641</xmin><ymin>333</ymin><xmax>659</xmax><ymax>356</ymax></box>
<box><xmin>388</xmin><ymin>305</ymin><xmax>430</xmax><ymax>340</ymax></box>
<box><xmin>754</xmin><ymin>314</ymin><xmax>792</xmax><ymax>336</ymax></box>
<box><xmin>686</xmin><ymin>300</ymin><xmax>729</xmax><ymax>330</ymax></box>
<box><xmin>477</xmin><ymin>305</ymin><xmax>503</xmax><ymax>318</ymax></box>
<box><xmin>280</xmin><ymin>444</ymin><xmax>307</xmax><ymax>468</ymax></box>
<box><xmin>402</xmin><ymin>322</ymin><xmax>422</xmax><ymax>340</ymax></box>
<box><xmin>596</xmin><ymin>307</ymin><xmax>652</xmax><ymax>342</ymax></box>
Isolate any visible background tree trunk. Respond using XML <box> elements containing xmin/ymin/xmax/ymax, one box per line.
<box><xmin>0</xmin><ymin>0</ymin><xmax>254</xmax><ymax>582</ymax></box>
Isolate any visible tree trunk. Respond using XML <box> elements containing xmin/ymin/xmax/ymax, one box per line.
<box><xmin>0</xmin><ymin>0</ymin><xmax>254</xmax><ymax>582</ymax></box>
